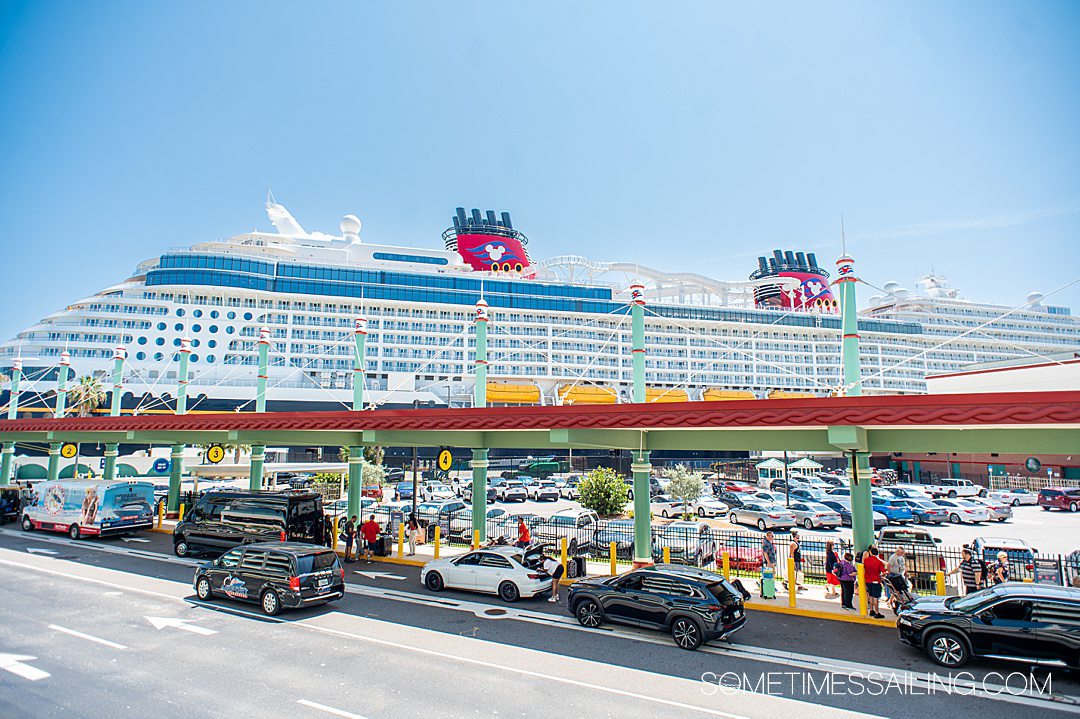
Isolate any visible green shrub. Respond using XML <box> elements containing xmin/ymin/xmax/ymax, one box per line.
<box><xmin>578</xmin><ymin>466</ymin><xmax>629</xmax><ymax>517</ymax></box>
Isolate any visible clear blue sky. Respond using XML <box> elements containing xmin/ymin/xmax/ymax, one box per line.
<box><xmin>1</xmin><ymin>1</ymin><xmax>1078</xmax><ymax>341</ymax></box>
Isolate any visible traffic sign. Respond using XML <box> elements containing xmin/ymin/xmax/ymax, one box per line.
<box><xmin>437</xmin><ymin>449</ymin><xmax>453</xmax><ymax>472</ymax></box>
<box><xmin>152</xmin><ymin>458</ymin><xmax>170</xmax><ymax>473</ymax></box>
<box><xmin>59</xmin><ymin>443</ymin><xmax>78</xmax><ymax>459</ymax></box>
<box><xmin>206</xmin><ymin>444</ymin><xmax>225</xmax><ymax>464</ymax></box>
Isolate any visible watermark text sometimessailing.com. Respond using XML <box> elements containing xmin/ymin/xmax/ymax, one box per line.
<box><xmin>701</xmin><ymin>670</ymin><xmax>1053</xmax><ymax>698</ymax></box>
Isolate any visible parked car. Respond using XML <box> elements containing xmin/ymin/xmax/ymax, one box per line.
<box><xmin>715</xmin><ymin>534</ymin><xmax>764</xmax><ymax>572</ymax></box>
<box><xmin>897</xmin><ymin>584</ymin><xmax>1080</xmax><ymax>668</ymax></box>
<box><xmin>422</xmin><ymin>546</ymin><xmax>550</xmax><ymax>602</ymax></box>
<box><xmin>789</xmin><ymin>487</ymin><xmax>832</xmax><ymax>503</ymax></box>
<box><xmin>688</xmin><ymin>495</ymin><xmax>729</xmax><ymax>518</ymax></box>
<box><xmin>933</xmin><ymin>498</ymin><xmax>992</xmax><ymax>524</ymax></box>
<box><xmin>718</xmin><ymin>491</ymin><xmax>754</xmax><ymax>508</ymax></box>
<box><xmin>532</xmin><ymin>508</ymin><xmax>599</xmax><ymax>555</ymax></box>
<box><xmin>786</xmin><ymin>501</ymin><xmax>842</xmax><ymax>530</ymax></box>
<box><xmin>172</xmin><ymin>490</ymin><xmax>326</xmax><ymax>557</ymax></box>
<box><xmin>413</xmin><ymin>499</ymin><xmax>468</xmax><ymax>527</ymax></box>
<box><xmin>988</xmin><ymin>488</ymin><xmax>1038</xmax><ymax>507</ymax></box>
<box><xmin>752</xmin><ymin>490</ymin><xmax>788</xmax><ymax>505</ymax></box>
<box><xmin>970</xmin><ymin>536</ymin><xmax>1037</xmax><ymax>579</ymax></box>
<box><xmin>23</xmin><ymin>480</ymin><xmax>156</xmax><ymax>539</ymax></box>
<box><xmin>494</xmin><ymin>479</ymin><xmax>528</xmax><ymax>503</ymax></box>
<box><xmin>361</xmin><ymin>484</ymin><xmax>384</xmax><ymax>501</ymax></box>
<box><xmin>393</xmin><ymin>481</ymin><xmax>415</xmax><ymax>501</ymax></box>
<box><xmin>1038</xmin><ymin>487</ymin><xmax>1080</xmax><ymax>512</ymax></box>
<box><xmin>653</xmin><ymin>521</ymin><xmax>717</xmax><ymax>566</ymax></box>
<box><xmin>193</xmin><ymin>542</ymin><xmax>345</xmax><ymax>616</ymax></box>
<box><xmin>622</xmin><ymin>475</ymin><xmax>664</xmax><ymax>500</ymax></box>
<box><xmin>420</xmin><ymin>483</ymin><xmax>456</xmax><ymax>502</ymax></box>
<box><xmin>876</xmin><ymin>526</ymin><xmax>945</xmax><ymax>588</ymax></box>
<box><xmin>526</xmin><ymin>479</ymin><xmax>560</xmax><ymax>502</ymax></box>
<box><xmin>461</xmin><ymin>481</ymin><xmax>497</xmax><ymax>504</ymax></box>
<box><xmin>769</xmin><ymin>477</ymin><xmax>807</xmax><ymax>492</ymax></box>
<box><xmin>923</xmin><ymin>478</ymin><xmax>984</xmax><ymax>499</ymax></box>
<box><xmin>819</xmin><ymin>499</ymin><xmax>888</xmax><ymax>529</ymax></box>
<box><xmin>650</xmin><ymin>495</ymin><xmax>685</xmax><ymax>519</ymax></box>
<box><xmin>871</xmin><ymin>498</ymin><xmax>915</xmax><ymax>525</ymax></box>
<box><xmin>889</xmin><ymin>483</ymin><xmax>935</xmax><ymax>499</ymax></box>
<box><xmin>567</xmin><ymin>564</ymin><xmax>747</xmax><ymax>650</ymax></box>
<box><xmin>559</xmin><ymin>475</ymin><xmax>583</xmax><ymax>500</ymax></box>
<box><xmin>322</xmin><ymin>497</ymin><xmax>375</xmax><ymax>518</ymax></box>
<box><xmin>893</xmin><ymin>498</ymin><xmax>949</xmax><ymax>524</ymax></box>
<box><xmin>594</xmin><ymin>519</ymin><xmax>637</xmax><ymax>560</ymax></box>
<box><xmin>728</xmin><ymin>502</ymin><xmax>796</xmax><ymax>531</ymax></box>
<box><xmin>440</xmin><ymin>507</ymin><xmax>508</xmax><ymax>543</ymax></box>
<box><xmin>968</xmin><ymin>497</ymin><xmax>1012</xmax><ymax>522</ymax></box>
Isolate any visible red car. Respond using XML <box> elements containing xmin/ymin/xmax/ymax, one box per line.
<box><xmin>717</xmin><ymin>481</ymin><xmax>758</xmax><ymax>494</ymax></box>
<box><xmin>1039</xmin><ymin>487</ymin><xmax>1080</xmax><ymax>512</ymax></box>
<box><xmin>715</xmin><ymin>536</ymin><xmax>764</xmax><ymax>572</ymax></box>
<box><xmin>362</xmin><ymin>484</ymin><xmax>384</xmax><ymax>501</ymax></box>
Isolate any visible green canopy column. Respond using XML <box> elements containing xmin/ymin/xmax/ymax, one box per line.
<box><xmin>837</xmin><ymin>254</ymin><xmax>874</xmax><ymax>552</ymax></box>
<box><xmin>102</xmin><ymin>345</ymin><xmax>126</xmax><ymax>481</ymax></box>
<box><xmin>347</xmin><ymin>316</ymin><xmax>367</xmax><ymax>519</ymax></box>
<box><xmin>249</xmin><ymin>327</ymin><xmax>270</xmax><ymax>491</ymax></box>
<box><xmin>471</xmin><ymin>299</ymin><xmax>489</xmax><ymax>543</ymax></box>
<box><xmin>0</xmin><ymin>357</ymin><xmax>24</xmax><ymax>486</ymax></box>
<box><xmin>47</xmin><ymin>351</ymin><xmax>71</xmax><ymax>482</ymax></box>
<box><xmin>629</xmin><ymin>284</ymin><xmax>652</xmax><ymax>567</ymax></box>
<box><xmin>166</xmin><ymin>339</ymin><xmax>191</xmax><ymax>513</ymax></box>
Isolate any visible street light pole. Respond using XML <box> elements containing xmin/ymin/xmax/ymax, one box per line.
<box><xmin>784</xmin><ymin>450</ymin><xmax>790</xmax><ymax>508</ymax></box>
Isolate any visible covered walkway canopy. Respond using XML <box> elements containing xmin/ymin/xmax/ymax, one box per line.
<box><xmin>0</xmin><ymin>391</ymin><xmax>1077</xmax><ymax>456</ymax></box>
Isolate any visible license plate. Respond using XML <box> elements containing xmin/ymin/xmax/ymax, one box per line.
<box><xmin>733</xmin><ymin>609</ymin><xmax>742</xmax><ymax>618</ymax></box>
<box><xmin>317</xmin><ymin>579</ymin><xmax>329</xmax><ymax>588</ymax></box>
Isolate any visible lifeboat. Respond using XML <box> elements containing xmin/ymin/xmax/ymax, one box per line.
<box><xmin>702</xmin><ymin>389</ymin><xmax>756</xmax><ymax>402</ymax></box>
<box><xmin>485</xmin><ymin>382</ymin><xmax>541</xmax><ymax>405</ymax></box>
<box><xmin>645</xmin><ymin>387</ymin><xmax>688</xmax><ymax>403</ymax></box>
<box><xmin>557</xmin><ymin>384</ymin><xmax>617</xmax><ymax>405</ymax></box>
<box><xmin>766</xmin><ymin>390</ymin><xmax>817</xmax><ymax>399</ymax></box>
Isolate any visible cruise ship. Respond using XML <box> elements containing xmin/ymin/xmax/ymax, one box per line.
<box><xmin>2</xmin><ymin>201</ymin><xmax>1078</xmax><ymax>415</ymax></box>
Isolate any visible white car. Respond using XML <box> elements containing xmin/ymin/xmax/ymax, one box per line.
<box><xmin>969</xmin><ymin>497</ymin><xmax>1012</xmax><ymax>522</ymax></box>
<box><xmin>526</xmin><ymin>480</ymin><xmax>560</xmax><ymax>502</ymax></box>
<box><xmin>421</xmin><ymin>483</ymin><xmax>456</xmax><ymax>501</ymax></box>
<box><xmin>495</xmin><ymin>480</ymin><xmax>528</xmax><ymax>503</ymax></box>
<box><xmin>650</xmin><ymin>495</ymin><xmax>684</xmax><ymax>519</ymax></box>
<box><xmin>559</xmin><ymin>476</ymin><xmax>582</xmax><ymax>500</ymax></box>
<box><xmin>934</xmin><ymin>498</ymin><xmax>992</xmax><ymax>524</ymax></box>
<box><xmin>688</xmin><ymin>495</ymin><xmax>729</xmax><ymax>518</ymax></box>
<box><xmin>924</xmin><ymin>478</ymin><xmax>983</xmax><ymax>499</ymax></box>
<box><xmin>989</xmin><ymin>488</ymin><xmax>1039</xmax><ymax>506</ymax></box>
<box><xmin>421</xmin><ymin>546</ymin><xmax>549</xmax><ymax>602</ymax></box>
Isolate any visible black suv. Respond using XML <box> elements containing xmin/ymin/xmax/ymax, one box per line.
<box><xmin>566</xmin><ymin>564</ymin><xmax>746</xmax><ymax>650</ymax></box>
<box><xmin>897</xmin><ymin>583</ymin><xmax>1080</xmax><ymax>668</ymax></box>
<box><xmin>193</xmin><ymin>542</ymin><xmax>345</xmax><ymax>615</ymax></box>
<box><xmin>173</xmin><ymin>490</ymin><xmax>326</xmax><ymax>557</ymax></box>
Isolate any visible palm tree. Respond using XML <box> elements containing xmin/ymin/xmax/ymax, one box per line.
<box><xmin>68</xmin><ymin>375</ymin><xmax>107</xmax><ymax>417</ymax></box>
<box><xmin>338</xmin><ymin>445</ymin><xmax>384</xmax><ymax>465</ymax></box>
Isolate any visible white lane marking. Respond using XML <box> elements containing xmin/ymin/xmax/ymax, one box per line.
<box><xmin>25</xmin><ymin>547</ymin><xmax>58</xmax><ymax>556</ymax></box>
<box><xmin>145</xmin><ymin>616</ymin><xmax>217</xmax><ymax>636</ymax></box>
<box><xmin>353</xmin><ymin>570</ymin><xmax>406</xmax><ymax>580</ymax></box>
<box><xmin>0</xmin><ymin>653</ymin><xmax>50</xmax><ymax>681</ymax></box>
<box><xmin>121</xmin><ymin>537</ymin><xmax>151</xmax><ymax>543</ymax></box>
<box><xmin>0</xmin><ymin>528</ymin><xmax>200</xmax><ymax>567</ymax></box>
<box><xmin>297</xmin><ymin>699</ymin><xmax>368</xmax><ymax>718</ymax></box>
<box><xmin>48</xmin><ymin>624</ymin><xmax>127</xmax><ymax>649</ymax></box>
<box><xmin>104</xmin><ymin>591</ymin><xmax>124</xmax><ymax>596</ymax></box>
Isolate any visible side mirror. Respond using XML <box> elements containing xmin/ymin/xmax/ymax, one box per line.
<box><xmin>978</xmin><ymin>611</ymin><xmax>993</xmax><ymax>624</ymax></box>
<box><xmin>934</xmin><ymin>538</ymin><xmax>942</xmax><ymax>544</ymax></box>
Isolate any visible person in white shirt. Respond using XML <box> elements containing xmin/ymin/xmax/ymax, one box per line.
<box><xmin>542</xmin><ymin>555</ymin><xmax>564</xmax><ymax>603</ymax></box>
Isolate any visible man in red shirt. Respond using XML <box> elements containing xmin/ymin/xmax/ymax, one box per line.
<box><xmin>359</xmin><ymin>515</ymin><xmax>381</xmax><ymax>562</ymax></box>
<box><xmin>515</xmin><ymin>518</ymin><xmax>531</xmax><ymax>548</ymax></box>
<box><xmin>861</xmin><ymin>545</ymin><xmax>887</xmax><ymax>619</ymax></box>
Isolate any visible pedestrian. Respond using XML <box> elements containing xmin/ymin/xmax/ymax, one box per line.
<box><xmin>836</xmin><ymin>552</ymin><xmax>858</xmax><ymax>611</ymax></box>
<box><xmin>406</xmin><ymin>513</ymin><xmax>420</xmax><ymax>556</ymax></box>
<box><xmin>542</xmin><ymin>553</ymin><xmax>564</xmax><ymax>603</ymax></box>
<box><xmin>762</xmin><ymin>531</ymin><xmax>777</xmax><ymax>573</ymax></box>
<box><xmin>788</xmin><ymin>531</ymin><xmax>806</xmax><ymax>591</ymax></box>
<box><xmin>992</xmin><ymin>551</ymin><xmax>1010</xmax><ymax>584</ymax></box>
<box><xmin>949</xmin><ymin>548</ymin><xmax>984</xmax><ymax>595</ymax></box>
<box><xmin>861</xmin><ymin>546</ymin><xmax>887</xmax><ymax>619</ymax></box>
<box><xmin>886</xmin><ymin>546</ymin><xmax>908</xmax><ymax>587</ymax></box>
<box><xmin>360</xmin><ymin>514</ymin><xmax>381</xmax><ymax>562</ymax></box>
<box><xmin>824</xmin><ymin>539</ymin><xmax>840</xmax><ymax>599</ymax></box>
<box><xmin>515</xmin><ymin>517</ymin><xmax>531</xmax><ymax>549</ymax></box>
<box><xmin>342</xmin><ymin>515</ymin><xmax>357</xmax><ymax>563</ymax></box>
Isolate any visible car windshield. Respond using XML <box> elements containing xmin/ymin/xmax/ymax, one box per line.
<box><xmin>946</xmin><ymin>587</ymin><xmax>999</xmax><ymax>611</ymax></box>
<box><xmin>954</xmin><ymin>500</ymin><xmax>979</xmax><ymax>507</ymax></box>
<box><xmin>706</xmin><ymin>580</ymin><xmax>742</xmax><ymax>605</ymax></box>
<box><xmin>296</xmin><ymin>551</ymin><xmax>339</xmax><ymax>574</ymax></box>
<box><xmin>805</xmin><ymin>503</ymin><xmax>833</xmax><ymax>512</ymax></box>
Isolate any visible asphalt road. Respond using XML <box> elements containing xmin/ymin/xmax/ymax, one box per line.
<box><xmin>0</xmin><ymin>527</ymin><xmax>1077</xmax><ymax>719</ymax></box>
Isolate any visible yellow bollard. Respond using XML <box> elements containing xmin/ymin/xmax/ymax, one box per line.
<box><xmin>663</xmin><ymin>546</ymin><xmax>671</xmax><ymax>565</ymax></box>
<box><xmin>789</xmin><ymin>556</ymin><xmax>798</xmax><ymax>608</ymax></box>
<box><xmin>434</xmin><ymin>525</ymin><xmax>441</xmax><ymax>559</ymax></box>
<box><xmin>722</xmin><ymin>551</ymin><xmax>730</xmax><ymax>581</ymax></box>
<box><xmin>156</xmin><ymin>501</ymin><xmax>164</xmax><ymax>529</ymax></box>
<box><xmin>473</xmin><ymin>529</ymin><xmax>480</xmax><ymax>550</ymax></box>
<box><xmin>332</xmin><ymin>517</ymin><xmax>339</xmax><ymax>552</ymax></box>
<box><xmin>397</xmin><ymin>523</ymin><xmax>405</xmax><ymax>558</ymax></box>
<box><xmin>857</xmin><ymin>563</ymin><xmax>868</xmax><ymax>616</ymax></box>
<box><xmin>178</xmin><ymin>503</ymin><xmax>185</xmax><ymax>522</ymax></box>
<box><xmin>935</xmin><ymin>570</ymin><xmax>946</xmax><ymax>595</ymax></box>
<box><xmin>560</xmin><ymin>536</ymin><xmax>568</xmax><ymax>576</ymax></box>
<box><xmin>609</xmin><ymin>541</ymin><xmax>617</xmax><ymax>576</ymax></box>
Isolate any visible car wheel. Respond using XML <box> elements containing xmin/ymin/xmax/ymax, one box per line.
<box><xmin>260</xmin><ymin>589</ymin><xmax>281</xmax><ymax>616</ymax></box>
<box><xmin>729</xmin><ymin>512</ymin><xmax>738</xmax><ymax>524</ymax></box>
<box><xmin>68</xmin><ymin>524</ymin><xmax>81</xmax><ymax>540</ymax></box>
<box><xmin>950</xmin><ymin>513</ymin><xmax>960</xmax><ymax>524</ymax></box>
<box><xmin>173</xmin><ymin>538</ymin><xmax>189</xmax><ymax>557</ymax></box>
<box><xmin>498</xmin><ymin>581</ymin><xmax>520</xmax><ymax>603</ymax></box>
<box><xmin>757</xmin><ymin>519</ymin><xmax>767</xmax><ymax>531</ymax></box>
<box><xmin>803</xmin><ymin>518</ymin><xmax>813</xmax><ymax>530</ymax></box>
<box><xmin>1012</xmin><ymin>499</ymin><xmax>1020</xmax><ymax>507</ymax></box>
<box><xmin>948</xmin><ymin>490</ymin><xmax>957</xmax><ymax>498</ymax></box>
<box><xmin>1042</xmin><ymin>506</ymin><xmax>1050</xmax><ymax>511</ymax></box>
<box><xmin>576</xmin><ymin>599</ymin><xmax>603</xmax><ymax>628</ymax></box>
<box><xmin>425</xmin><ymin>572</ymin><xmax>444</xmax><ymax>592</ymax></box>
<box><xmin>925</xmin><ymin>630</ymin><xmax>969</xmax><ymax>668</ymax></box>
<box><xmin>195</xmin><ymin>576</ymin><xmax>213</xmax><ymax>601</ymax></box>
<box><xmin>978</xmin><ymin>489</ymin><xmax>987</xmax><ymax>498</ymax></box>
<box><xmin>697</xmin><ymin>508</ymin><xmax>705</xmax><ymax>518</ymax></box>
<box><xmin>20</xmin><ymin>515</ymin><xmax>33</xmax><ymax>531</ymax></box>
<box><xmin>661</xmin><ymin>510</ymin><xmax>669</xmax><ymax>518</ymax></box>
<box><xmin>1071</xmin><ymin>503</ymin><xmax>1078</xmax><ymax>513</ymax></box>
<box><xmin>671</xmin><ymin>617</ymin><xmax>704</xmax><ymax>650</ymax></box>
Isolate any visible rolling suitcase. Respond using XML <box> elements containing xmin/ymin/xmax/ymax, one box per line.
<box><xmin>760</xmin><ymin>566</ymin><xmax>776</xmax><ymax>599</ymax></box>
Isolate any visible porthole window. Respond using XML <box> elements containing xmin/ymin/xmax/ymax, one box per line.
<box><xmin>155</xmin><ymin>338</ymin><xmax>165</xmax><ymax>346</ymax></box>
<box><xmin>208</xmin><ymin>339</ymin><xmax>217</xmax><ymax>348</ymax></box>
<box><xmin>193</xmin><ymin>309</ymin><xmax>203</xmax><ymax>318</ymax></box>
<box><xmin>138</xmin><ymin>336</ymin><xmax>148</xmax><ymax>345</ymax></box>
<box><xmin>190</xmin><ymin>355</ymin><xmax>199</xmax><ymax>363</ymax></box>
<box><xmin>136</xmin><ymin>351</ymin><xmax>146</xmax><ymax>361</ymax></box>
<box><xmin>207</xmin><ymin>355</ymin><xmax>216</xmax><ymax>363</ymax></box>
<box><xmin>157</xmin><ymin>322</ymin><xmax>166</xmax><ymax>331</ymax></box>
<box><xmin>227</xmin><ymin>311</ymin><xmax>236</xmax><ymax>320</ymax></box>
<box><xmin>153</xmin><ymin>352</ymin><xmax>164</xmax><ymax>361</ymax></box>
<box><xmin>192</xmin><ymin>339</ymin><xmax>201</xmax><ymax>348</ymax></box>
<box><xmin>173</xmin><ymin>338</ymin><xmax>182</xmax><ymax>347</ymax></box>
<box><xmin>243</xmin><ymin>312</ymin><xmax>253</xmax><ymax>321</ymax></box>
<box><xmin>176</xmin><ymin>309</ymin><xmax>185</xmax><ymax>317</ymax></box>
<box><xmin>174</xmin><ymin>323</ymin><xmax>184</xmax><ymax>331</ymax></box>
<box><xmin>209</xmin><ymin>325</ymin><xmax>218</xmax><ymax>333</ymax></box>
<box><xmin>210</xmin><ymin>310</ymin><xmax>219</xmax><ymax>319</ymax></box>
<box><xmin>226</xmin><ymin>326</ymin><xmax>235</xmax><ymax>334</ymax></box>
<box><xmin>192</xmin><ymin>324</ymin><xmax>202</xmax><ymax>333</ymax></box>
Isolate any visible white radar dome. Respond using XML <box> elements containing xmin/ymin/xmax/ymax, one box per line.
<box><xmin>340</xmin><ymin>215</ymin><xmax>362</xmax><ymax>237</ymax></box>
<box><xmin>883</xmin><ymin>281</ymin><xmax>901</xmax><ymax>294</ymax></box>
<box><xmin>1027</xmin><ymin>291</ymin><xmax>1044</xmax><ymax>305</ymax></box>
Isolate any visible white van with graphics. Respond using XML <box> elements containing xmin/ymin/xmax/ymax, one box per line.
<box><xmin>22</xmin><ymin>480</ymin><xmax>156</xmax><ymax>539</ymax></box>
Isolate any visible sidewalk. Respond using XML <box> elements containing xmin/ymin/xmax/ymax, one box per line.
<box><xmin>151</xmin><ymin>519</ymin><xmax>897</xmax><ymax>626</ymax></box>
